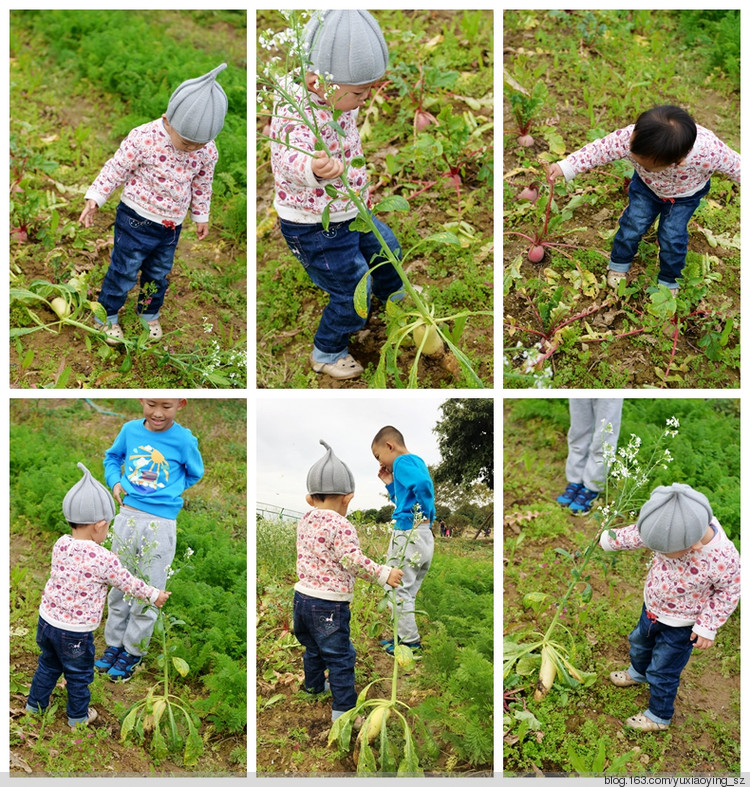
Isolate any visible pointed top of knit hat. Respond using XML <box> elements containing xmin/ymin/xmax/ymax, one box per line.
<box><xmin>307</xmin><ymin>440</ymin><xmax>355</xmax><ymax>495</ymax></box>
<box><xmin>62</xmin><ymin>463</ymin><xmax>116</xmax><ymax>525</ymax></box>
<box><xmin>304</xmin><ymin>10</ymin><xmax>388</xmax><ymax>86</ymax></box>
<box><xmin>166</xmin><ymin>63</ymin><xmax>228</xmax><ymax>144</ymax></box>
<box><xmin>636</xmin><ymin>483</ymin><xmax>712</xmax><ymax>552</ymax></box>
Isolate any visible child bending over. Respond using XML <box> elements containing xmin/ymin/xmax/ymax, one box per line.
<box><xmin>601</xmin><ymin>483</ymin><xmax>740</xmax><ymax>731</ymax></box>
<box><xmin>270</xmin><ymin>10</ymin><xmax>405</xmax><ymax>380</ymax></box>
<box><xmin>549</xmin><ymin>105</ymin><xmax>740</xmax><ymax>291</ymax></box>
<box><xmin>372</xmin><ymin>425</ymin><xmax>436</xmax><ymax>654</ymax></box>
<box><xmin>293</xmin><ymin>440</ymin><xmax>403</xmax><ymax>721</ymax></box>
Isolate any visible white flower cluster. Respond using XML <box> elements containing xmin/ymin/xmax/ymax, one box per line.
<box><xmin>503</xmin><ymin>341</ymin><xmax>553</xmax><ymax>389</ymax></box>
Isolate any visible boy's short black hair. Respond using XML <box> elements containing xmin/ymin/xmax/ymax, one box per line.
<box><xmin>310</xmin><ymin>493</ymin><xmax>346</xmax><ymax>502</ymax></box>
<box><xmin>67</xmin><ymin>521</ymin><xmax>87</xmax><ymax>529</ymax></box>
<box><xmin>630</xmin><ymin>105</ymin><xmax>697</xmax><ymax>167</ymax></box>
<box><xmin>372</xmin><ymin>425</ymin><xmax>405</xmax><ymax>447</ymax></box>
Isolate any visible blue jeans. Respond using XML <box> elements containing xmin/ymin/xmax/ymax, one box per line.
<box><xmin>27</xmin><ymin>617</ymin><xmax>95</xmax><ymax>725</ymax></box>
<box><xmin>609</xmin><ymin>171</ymin><xmax>710</xmax><ymax>288</ymax></box>
<box><xmin>279</xmin><ymin>215</ymin><xmax>404</xmax><ymax>361</ymax></box>
<box><xmin>626</xmin><ymin>604</ymin><xmax>694</xmax><ymax>725</ymax></box>
<box><xmin>292</xmin><ymin>591</ymin><xmax>357</xmax><ymax>713</ymax></box>
<box><xmin>97</xmin><ymin>202</ymin><xmax>182</xmax><ymax>323</ymax></box>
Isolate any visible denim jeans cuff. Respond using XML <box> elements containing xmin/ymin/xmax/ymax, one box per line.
<box><xmin>608</xmin><ymin>262</ymin><xmax>631</xmax><ymax>273</ymax></box>
<box><xmin>644</xmin><ymin>708</ymin><xmax>671</xmax><ymax>726</ymax></box>
<box><xmin>140</xmin><ymin>312</ymin><xmax>160</xmax><ymax>322</ymax></box>
<box><xmin>627</xmin><ymin>665</ymin><xmax>647</xmax><ymax>682</ymax></box>
<box><xmin>312</xmin><ymin>346</ymin><xmax>350</xmax><ymax>364</ymax></box>
<box><xmin>657</xmin><ymin>278</ymin><xmax>679</xmax><ymax>290</ymax></box>
<box><xmin>94</xmin><ymin>315</ymin><xmax>119</xmax><ymax>327</ymax></box>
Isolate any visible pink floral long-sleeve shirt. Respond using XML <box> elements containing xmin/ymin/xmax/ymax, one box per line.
<box><xmin>600</xmin><ymin>519</ymin><xmax>740</xmax><ymax>639</ymax></box>
<box><xmin>85</xmin><ymin>119</ymin><xmax>218</xmax><ymax>224</ymax></box>
<box><xmin>39</xmin><ymin>535</ymin><xmax>160</xmax><ymax>633</ymax></box>
<box><xmin>270</xmin><ymin>81</ymin><xmax>370</xmax><ymax>224</ymax></box>
<box><xmin>558</xmin><ymin>125</ymin><xmax>741</xmax><ymax>199</ymax></box>
<box><xmin>295</xmin><ymin>509</ymin><xmax>391</xmax><ymax>602</ymax></box>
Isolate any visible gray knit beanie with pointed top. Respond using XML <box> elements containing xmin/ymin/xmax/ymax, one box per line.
<box><xmin>166</xmin><ymin>63</ymin><xmax>228</xmax><ymax>143</ymax></box>
<box><xmin>307</xmin><ymin>440</ymin><xmax>355</xmax><ymax>495</ymax></box>
<box><xmin>304</xmin><ymin>10</ymin><xmax>388</xmax><ymax>86</ymax></box>
<box><xmin>636</xmin><ymin>483</ymin><xmax>712</xmax><ymax>552</ymax></box>
<box><xmin>62</xmin><ymin>463</ymin><xmax>116</xmax><ymax>525</ymax></box>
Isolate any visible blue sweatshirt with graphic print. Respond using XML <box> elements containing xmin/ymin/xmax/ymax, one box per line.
<box><xmin>104</xmin><ymin>419</ymin><xmax>204</xmax><ymax>519</ymax></box>
<box><xmin>386</xmin><ymin>453</ymin><xmax>436</xmax><ymax>531</ymax></box>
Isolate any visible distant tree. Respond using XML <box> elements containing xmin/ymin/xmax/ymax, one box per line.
<box><xmin>433</xmin><ymin>399</ymin><xmax>493</xmax><ymax>490</ymax></box>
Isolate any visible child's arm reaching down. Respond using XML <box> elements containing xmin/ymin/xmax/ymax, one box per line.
<box><xmin>104</xmin><ymin>550</ymin><xmax>170</xmax><ymax>608</ymax></box>
<box><xmin>335</xmin><ymin>520</ymin><xmax>402</xmax><ymax>588</ymax></box>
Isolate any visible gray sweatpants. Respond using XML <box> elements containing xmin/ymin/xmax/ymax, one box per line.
<box><xmin>104</xmin><ymin>508</ymin><xmax>177</xmax><ymax>656</ymax></box>
<box><xmin>565</xmin><ymin>398</ymin><xmax>623</xmax><ymax>492</ymax></box>
<box><xmin>386</xmin><ymin>524</ymin><xmax>434</xmax><ymax>644</ymax></box>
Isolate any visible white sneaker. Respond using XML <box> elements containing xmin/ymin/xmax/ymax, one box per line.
<box><xmin>68</xmin><ymin>707</ymin><xmax>98</xmax><ymax>727</ymax></box>
<box><xmin>143</xmin><ymin>319</ymin><xmax>162</xmax><ymax>340</ymax></box>
<box><xmin>607</xmin><ymin>270</ymin><xmax>627</xmax><ymax>290</ymax></box>
<box><xmin>310</xmin><ymin>353</ymin><xmax>363</xmax><ymax>380</ymax></box>
<box><xmin>103</xmin><ymin>323</ymin><xmax>124</xmax><ymax>346</ymax></box>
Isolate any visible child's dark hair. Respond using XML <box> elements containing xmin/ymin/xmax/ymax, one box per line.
<box><xmin>372</xmin><ymin>425</ymin><xmax>405</xmax><ymax>447</ymax></box>
<box><xmin>67</xmin><ymin>521</ymin><xmax>87</xmax><ymax>529</ymax></box>
<box><xmin>310</xmin><ymin>493</ymin><xmax>345</xmax><ymax>502</ymax></box>
<box><xmin>630</xmin><ymin>105</ymin><xmax>697</xmax><ymax>167</ymax></box>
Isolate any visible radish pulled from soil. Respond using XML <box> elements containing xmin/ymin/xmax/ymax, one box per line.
<box><xmin>527</xmin><ymin>245</ymin><xmax>545</xmax><ymax>264</ymax></box>
<box><xmin>518</xmin><ymin>184</ymin><xmax>539</xmax><ymax>203</ymax></box>
<box><xmin>517</xmin><ymin>133</ymin><xmax>535</xmax><ymax>147</ymax></box>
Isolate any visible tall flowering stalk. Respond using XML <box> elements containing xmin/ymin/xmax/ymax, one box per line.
<box><xmin>329</xmin><ymin>508</ymin><xmax>428</xmax><ymax>774</ymax></box>
<box><xmin>110</xmin><ymin>520</ymin><xmax>202</xmax><ymax>765</ymax></box>
<box><xmin>257</xmin><ymin>11</ymin><xmax>491</xmax><ymax>387</ymax></box>
<box><xmin>504</xmin><ymin>417</ymin><xmax>680</xmax><ymax>700</ymax></box>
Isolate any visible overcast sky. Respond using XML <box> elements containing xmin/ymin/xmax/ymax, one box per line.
<box><xmin>255</xmin><ymin>396</ymin><xmax>452</xmax><ymax>515</ymax></box>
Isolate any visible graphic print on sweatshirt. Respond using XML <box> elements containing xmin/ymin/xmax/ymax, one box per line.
<box><xmin>127</xmin><ymin>445</ymin><xmax>170</xmax><ymax>493</ymax></box>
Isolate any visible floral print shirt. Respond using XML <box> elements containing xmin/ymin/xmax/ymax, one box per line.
<box><xmin>558</xmin><ymin>125</ymin><xmax>741</xmax><ymax>198</ymax></box>
<box><xmin>270</xmin><ymin>81</ymin><xmax>370</xmax><ymax>224</ymax></box>
<box><xmin>600</xmin><ymin>518</ymin><xmax>740</xmax><ymax>639</ymax></box>
<box><xmin>85</xmin><ymin>119</ymin><xmax>218</xmax><ymax>225</ymax></box>
<box><xmin>39</xmin><ymin>535</ymin><xmax>160</xmax><ymax>633</ymax></box>
<box><xmin>295</xmin><ymin>509</ymin><xmax>391</xmax><ymax>602</ymax></box>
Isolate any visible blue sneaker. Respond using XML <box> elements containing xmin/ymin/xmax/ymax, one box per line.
<box><xmin>568</xmin><ymin>487</ymin><xmax>599</xmax><ymax>514</ymax></box>
<box><xmin>94</xmin><ymin>645</ymin><xmax>125</xmax><ymax>673</ymax></box>
<box><xmin>107</xmin><ymin>651</ymin><xmax>142</xmax><ymax>682</ymax></box>
<box><xmin>384</xmin><ymin>639</ymin><xmax>421</xmax><ymax>656</ymax></box>
<box><xmin>556</xmin><ymin>482</ymin><xmax>584</xmax><ymax>507</ymax></box>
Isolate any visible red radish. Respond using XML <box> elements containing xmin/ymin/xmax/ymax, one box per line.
<box><xmin>518</xmin><ymin>185</ymin><xmax>539</xmax><ymax>202</ymax></box>
<box><xmin>518</xmin><ymin>134</ymin><xmax>535</xmax><ymax>147</ymax></box>
<box><xmin>528</xmin><ymin>245</ymin><xmax>545</xmax><ymax>264</ymax></box>
<box><xmin>414</xmin><ymin>109</ymin><xmax>438</xmax><ymax>133</ymax></box>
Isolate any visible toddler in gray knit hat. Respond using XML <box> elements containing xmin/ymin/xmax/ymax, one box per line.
<box><xmin>293</xmin><ymin>440</ymin><xmax>402</xmax><ymax>723</ymax></box>
<box><xmin>79</xmin><ymin>63</ymin><xmax>228</xmax><ymax>345</ymax></box>
<box><xmin>270</xmin><ymin>11</ymin><xmax>407</xmax><ymax>381</ymax></box>
<box><xmin>26</xmin><ymin>464</ymin><xmax>169</xmax><ymax>728</ymax></box>
<box><xmin>600</xmin><ymin>483</ymin><xmax>740</xmax><ymax>733</ymax></box>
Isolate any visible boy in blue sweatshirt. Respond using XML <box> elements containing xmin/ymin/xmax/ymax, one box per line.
<box><xmin>95</xmin><ymin>398</ymin><xmax>203</xmax><ymax>680</ymax></box>
<box><xmin>372</xmin><ymin>425</ymin><xmax>435</xmax><ymax>654</ymax></box>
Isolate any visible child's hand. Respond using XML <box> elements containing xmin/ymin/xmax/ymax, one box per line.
<box><xmin>547</xmin><ymin>163</ymin><xmax>563</xmax><ymax>183</ymax></box>
<box><xmin>155</xmin><ymin>590</ymin><xmax>171</xmax><ymax>608</ymax></box>
<box><xmin>195</xmin><ymin>222</ymin><xmax>209</xmax><ymax>240</ymax></box>
<box><xmin>386</xmin><ymin>567</ymin><xmax>404</xmax><ymax>587</ymax></box>
<box><xmin>690</xmin><ymin>632</ymin><xmax>713</xmax><ymax>650</ymax></box>
<box><xmin>112</xmin><ymin>483</ymin><xmax>124</xmax><ymax>505</ymax></box>
<box><xmin>377</xmin><ymin>465</ymin><xmax>393</xmax><ymax>485</ymax></box>
<box><xmin>78</xmin><ymin>199</ymin><xmax>98</xmax><ymax>228</ymax></box>
<box><xmin>311</xmin><ymin>151</ymin><xmax>345</xmax><ymax>180</ymax></box>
